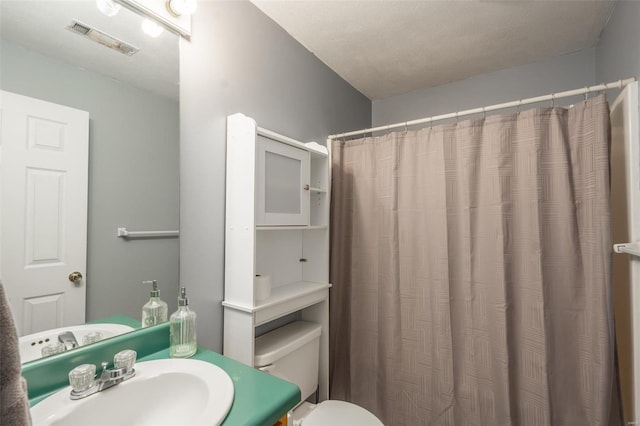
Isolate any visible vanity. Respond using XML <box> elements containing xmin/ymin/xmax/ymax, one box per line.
<box><xmin>24</xmin><ymin>321</ymin><xmax>300</xmax><ymax>425</ymax></box>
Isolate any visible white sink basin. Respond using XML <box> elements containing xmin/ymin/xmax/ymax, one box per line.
<box><xmin>31</xmin><ymin>359</ymin><xmax>235</xmax><ymax>426</ymax></box>
<box><xmin>19</xmin><ymin>323</ymin><xmax>135</xmax><ymax>363</ymax></box>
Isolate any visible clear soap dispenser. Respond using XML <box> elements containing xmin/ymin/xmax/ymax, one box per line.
<box><xmin>141</xmin><ymin>280</ymin><xmax>168</xmax><ymax>328</ymax></box>
<box><xmin>169</xmin><ymin>287</ymin><xmax>197</xmax><ymax>358</ymax></box>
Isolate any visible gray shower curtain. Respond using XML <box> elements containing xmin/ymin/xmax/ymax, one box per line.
<box><xmin>329</xmin><ymin>95</ymin><xmax>618</xmax><ymax>425</ymax></box>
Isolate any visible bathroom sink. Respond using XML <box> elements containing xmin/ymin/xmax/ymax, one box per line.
<box><xmin>19</xmin><ymin>323</ymin><xmax>135</xmax><ymax>363</ymax></box>
<box><xmin>31</xmin><ymin>358</ymin><xmax>235</xmax><ymax>426</ymax></box>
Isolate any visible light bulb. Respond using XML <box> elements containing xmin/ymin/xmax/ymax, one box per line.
<box><xmin>96</xmin><ymin>0</ymin><xmax>121</xmax><ymax>17</ymax></box>
<box><xmin>142</xmin><ymin>19</ymin><xmax>164</xmax><ymax>38</ymax></box>
<box><xmin>167</xmin><ymin>0</ymin><xmax>197</xmax><ymax>17</ymax></box>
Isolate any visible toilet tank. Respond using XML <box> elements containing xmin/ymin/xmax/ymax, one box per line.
<box><xmin>254</xmin><ymin>321</ymin><xmax>322</xmax><ymax>401</ymax></box>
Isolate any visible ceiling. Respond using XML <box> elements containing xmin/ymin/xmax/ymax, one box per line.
<box><xmin>251</xmin><ymin>0</ymin><xmax>616</xmax><ymax>100</ymax></box>
<box><xmin>0</xmin><ymin>0</ymin><xmax>179</xmax><ymax>101</ymax></box>
<box><xmin>1</xmin><ymin>1</ymin><xmax>615</xmax><ymax>103</ymax></box>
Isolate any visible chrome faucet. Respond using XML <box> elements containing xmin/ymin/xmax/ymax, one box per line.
<box><xmin>68</xmin><ymin>350</ymin><xmax>137</xmax><ymax>400</ymax></box>
<box><xmin>58</xmin><ymin>331</ymin><xmax>79</xmax><ymax>350</ymax></box>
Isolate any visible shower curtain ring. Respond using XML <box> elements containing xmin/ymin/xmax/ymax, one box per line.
<box><xmin>551</xmin><ymin>94</ymin><xmax>555</xmax><ymax>108</ymax></box>
<box><xmin>404</xmin><ymin>123</ymin><xmax>408</xmax><ymax>133</ymax></box>
<box><xmin>482</xmin><ymin>107</ymin><xmax>486</xmax><ymax>119</ymax></box>
<box><xmin>584</xmin><ymin>87</ymin><xmax>589</xmax><ymax>101</ymax></box>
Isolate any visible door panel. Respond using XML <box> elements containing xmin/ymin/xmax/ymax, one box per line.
<box><xmin>25</xmin><ymin>168</ymin><xmax>65</xmax><ymax>266</ymax></box>
<box><xmin>22</xmin><ymin>293</ymin><xmax>65</xmax><ymax>334</ymax></box>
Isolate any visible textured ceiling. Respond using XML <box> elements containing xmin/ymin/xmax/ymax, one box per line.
<box><xmin>251</xmin><ymin>0</ymin><xmax>616</xmax><ymax>100</ymax></box>
<box><xmin>0</xmin><ymin>0</ymin><xmax>179</xmax><ymax>101</ymax></box>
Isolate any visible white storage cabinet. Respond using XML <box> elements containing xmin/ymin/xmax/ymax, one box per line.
<box><xmin>223</xmin><ymin>113</ymin><xmax>330</xmax><ymax>401</ymax></box>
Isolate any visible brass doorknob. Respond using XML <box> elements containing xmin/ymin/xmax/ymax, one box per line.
<box><xmin>68</xmin><ymin>271</ymin><xmax>83</xmax><ymax>283</ymax></box>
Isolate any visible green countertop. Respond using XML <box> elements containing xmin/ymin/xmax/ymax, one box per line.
<box><xmin>25</xmin><ymin>320</ymin><xmax>301</xmax><ymax>426</ymax></box>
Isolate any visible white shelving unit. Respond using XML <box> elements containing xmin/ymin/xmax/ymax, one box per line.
<box><xmin>223</xmin><ymin>113</ymin><xmax>330</xmax><ymax>401</ymax></box>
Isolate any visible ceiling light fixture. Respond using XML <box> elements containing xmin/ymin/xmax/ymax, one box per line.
<box><xmin>141</xmin><ymin>18</ymin><xmax>164</xmax><ymax>38</ymax></box>
<box><xmin>96</xmin><ymin>0</ymin><xmax>121</xmax><ymax>17</ymax></box>
<box><xmin>166</xmin><ymin>0</ymin><xmax>197</xmax><ymax>17</ymax></box>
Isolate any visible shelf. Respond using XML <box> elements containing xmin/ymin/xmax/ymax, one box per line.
<box><xmin>222</xmin><ymin>281</ymin><xmax>331</xmax><ymax>326</ymax></box>
<box><xmin>256</xmin><ymin>225</ymin><xmax>328</xmax><ymax>231</ymax></box>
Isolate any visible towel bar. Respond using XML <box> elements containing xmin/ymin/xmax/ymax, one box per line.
<box><xmin>117</xmin><ymin>227</ymin><xmax>179</xmax><ymax>239</ymax></box>
<box><xmin>613</xmin><ymin>242</ymin><xmax>640</xmax><ymax>257</ymax></box>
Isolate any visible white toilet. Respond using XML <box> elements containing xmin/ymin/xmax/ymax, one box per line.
<box><xmin>254</xmin><ymin>321</ymin><xmax>383</xmax><ymax>426</ymax></box>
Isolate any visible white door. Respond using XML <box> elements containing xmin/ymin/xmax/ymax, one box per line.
<box><xmin>0</xmin><ymin>91</ymin><xmax>89</xmax><ymax>336</ymax></box>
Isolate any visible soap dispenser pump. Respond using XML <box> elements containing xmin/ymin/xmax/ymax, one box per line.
<box><xmin>141</xmin><ymin>280</ymin><xmax>168</xmax><ymax>328</ymax></box>
<box><xmin>169</xmin><ymin>287</ymin><xmax>197</xmax><ymax>358</ymax></box>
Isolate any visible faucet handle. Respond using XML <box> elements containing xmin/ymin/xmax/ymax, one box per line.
<box><xmin>114</xmin><ymin>349</ymin><xmax>137</xmax><ymax>370</ymax></box>
<box><xmin>41</xmin><ymin>341</ymin><xmax>66</xmax><ymax>357</ymax></box>
<box><xmin>82</xmin><ymin>331</ymin><xmax>103</xmax><ymax>345</ymax></box>
<box><xmin>69</xmin><ymin>364</ymin><xmax>96</xmax><ymax>392</ymax></box>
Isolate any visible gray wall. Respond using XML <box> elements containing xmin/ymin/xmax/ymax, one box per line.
<box><xmin>0</xmin><ymin>39</ymin><xmax>180</xmax><ymax>322</ymax></box>
<box><xmin>373</xmin><ymin>48</ymin><xmax>596</xmax><ymax>126</ymax></box>
<box><xmin>371</xmin><ymin>0</ymin><xmax>640</xmax><ymax>128</ymax></box>
<box><xmin>180</xmin><ymin>1</ymin><xmax>371</xmax><ymax>351</ymax></box>
<box><xmin>596</xmin><ymin>1</ymin><xmax>640</xmax><ymax>83</ymax></box>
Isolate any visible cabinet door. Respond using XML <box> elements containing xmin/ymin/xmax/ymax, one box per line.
<box><xmin>256</xmin><ymin>135</ymin><xmax>309</xmax><ymax>225</ymax></box>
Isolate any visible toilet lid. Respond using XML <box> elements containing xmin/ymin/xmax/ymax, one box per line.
<box><xmin>303</xmin><ymin>400</ymin><xmax>383</xmax><ymax>426</ymax></box>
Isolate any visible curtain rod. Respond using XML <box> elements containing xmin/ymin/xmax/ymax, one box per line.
<box><xmin>329</xmin><ymin>77</ymin><xmax>637</xmax><ymax>140</ymax></box>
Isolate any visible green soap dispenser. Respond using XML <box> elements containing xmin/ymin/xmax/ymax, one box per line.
<box><xmin>141</xmin><ymin>280</ymin><xmax>168</xmax><ymax>328</ymax></box>
<box><xmin>170</xmin><ymin>287</ymin><xmax>197</xmax><ymax>358</ymax></box>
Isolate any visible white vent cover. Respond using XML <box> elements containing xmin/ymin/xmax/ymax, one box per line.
<box><xmin>66</xmin><ymin>20</ymin><xmax>139</xmax><ymax>56</ymax></box>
